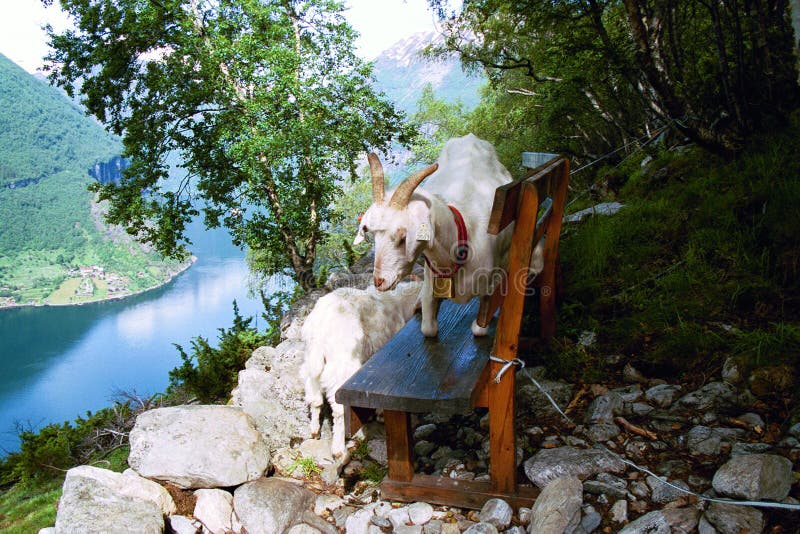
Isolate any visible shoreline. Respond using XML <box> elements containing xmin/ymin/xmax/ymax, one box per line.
<box><xmin>0</xmin><ymin>256</ymin><xmax>197</xmax><ymax>310</ymax></box>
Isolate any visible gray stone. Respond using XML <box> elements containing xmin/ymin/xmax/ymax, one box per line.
<box><xmin>415</xmin><ymin>440</ymin><xmax>436</xmax><ymax>457</ymax></box>
<box><xmin>414</xmin><ymin>424</ymin><xmax>437</xmax><ymax>439</ymax></box>
<box><xmin>646</xmin><ymin>476</ymin><xmax>690</xmax><ymax>503</ymax></box>
<box><xmin>703</xmin><ymin>502</ymin><xmax>763</xmax><ymax>534</ymax></box>
<box><xmin>463</xmin><ymin>524</ymin><xmax>498</xmax><ymax>534</ymax></box>
<box><xmin>583</xmin><ymin>473</ymin><xmax>628</xmax><ymax>500</ymax></box>
<box><xmin>679</xmin><ymin>382</ymin><xmax>738</xmax><ymax>411</ymax></box>
<box><xmin>529</xmin><ymin>476</ymin><xmax>583</xmax><ymax>534</ymax></box>
<box><xmin>585</xmin><ymin>393</ymin><xmax>623</xmax><ymax>424</ymax></box>
<box><xmin>333</xmin><ymin>506</ymin><xmax>356</xmax><ymax>527</ymax></box>
<box><xmin>232</xmin><ymin>341</ymin><xmax>309</xmax><ymax>452</ymax></box>
<box><xmin>370</xmin><ymin>515</ymin><xmax>392</xmax><ymax>529</ymax></box>
<box><xmin>788</xmin><ymin>422</ymin><xmax>800</xmax><ymax>439</ymax></box>
<box><xmin>37</xmin><ymin>529</ymin><xmax>55</xmax><ymax>534</ymax></box>
<box><xmin>779</xmin><ymin>436</ymin><xmax>799</xmax><ymax>448</ymax></box>
<box><xmin>697</xmin><ymin>515</ymin><xmax>717</xmax><ymax>534</ymax></box>
<box><xmin>55</xmin><ymin>466</ymin><xmax>169</xmax><ymax>534</ymax></box>
<box><xmin>280</xmin><ymin>290</ymin><xmax>325</xmax><ymax>340</ymax></box>
<box><xmin>408</xmin><ymin>502</ymin><xmax>434</xmax><ymax>525</ymax></box>
<box><xmin>477</xmin><ymin>498</ymin><xmax>512</xmax><ymax>530</ymax></box>
<box><xmin>314</xmin><ymin>493</ymin><xmax>345</xmax><ymax>515</ymax></box>
<box><xmin>731</xmin><ymin>442</ymin><xmax>772</xmax><ymax>456</ymax></box>
<box><xmin>564</xmin><ymin>202</ymin><xmax>625</xmax><ymax>223</ymax></box>
<box><xmin>623</xmin><ymin>363</ymin><xmax>649</xmax><ymax>384</ymax></box>
<box><xmin>628</xmin><ymin>402</ymin><xmax>654</xmax><ymax>416</ymax></box>
<box><xmin>736</xmin><ymin>412</ymin><xmax>765</xmax><ymax>429</ymax></box>
<box><xmin>583</xmin><ymin>423</ymin><xmax>620</xmax><ymax>442</ymax></box>
<box><xmin>168</xmin><ymin>515</ymin><xmax>200</xmax><ymax>534</ymax></box>
<box><xmin>129</xmin><ymin>405</ymin><xmax>270</xmax><ymax>488</ymax></box>
<box><xmin>686</xmin><ymin>426</ymin><xmax>722</xmax><ymax>456</ymax></box>
<box><xmin>387</xmin><ymin>506</ymin><xmax>411</xmax><ymax>529</ymax></box>
<box><xmin>286</xmin><ymin>525</ymin><xmax>322</xmax><ymax>534</ymax></box>
<box><xmin>721</xmin><ymin>357</ymin><xmax>742</xmax><ymax>385</ymax></box>
<box><xmin>644</xmin><ymin>384</ymin><xmax>681</xmax><ymax>408</ymax></box>
<box><xmin>367</xmin><ymin>439</ymin><xmax>388</xmax><ymax>465</ymax></box>
<box><xmin>344</xmin><ymin>505</ymin><xmax>377</xmax><ymax>534</ymax></box>
<box><xmin>579</xmin><ymin>503</ymin><xmax>602</xmax><ymax>533</ymax></box>
<box><xmin>194</xmin><ymin>488</ymin><xmax>235</xmax><ymax>534</ymax></box>
<box><xmin>302</xmin><ymin>510</ymin><xmax>338</xmax><ymax>534</ymax></box>
<box><xmin>517</xmin><ymin>369</ymin><xmax>574</xmax><ymax>418</ymax></box>
<box><xmin>524</xmin><ymin>447</ymin><xmax>626</xmax><ymax>488</ymax></box>
<box><xmin>630</xmin><ymin>480</ymin><xmax>650</xmax><ymax>499</ymax></box>
<box><xmin>617</xmin><ymin>508</ymin><xmax>699</xmax><ymax>534</ymax></box>
<box><xmin>578</xmin><ymin>331</ymin><xmax>597</xmax><ymax>347</ymax></box>
<box><xmin>712</xmin><ymin>453</ymin><xmax>793</xmax><ymax>501</ymax></box>
<box><xmin>613</xmin><ymin>384</ymin><xmax>644</xmax><ymax>402</ymax></box>
<box><xmin>233</xmin><ymin>478</ymin><xmax>315</xmax><ymax>534</ymax></box>
<box><xmin>395</xmin><ymin>526</ymin><xmax>424</xmax><ymax>534</ymax></box>
<box><xmin>609</xmin><ymin>500</ymin><xmax>628</xmax><ymax>523</ymax></box>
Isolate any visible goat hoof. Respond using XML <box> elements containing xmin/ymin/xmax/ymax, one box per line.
<box><xmin>471</xmin><ymin>320</ymin><xmax>489</xmax><ymax>337</ymax></box>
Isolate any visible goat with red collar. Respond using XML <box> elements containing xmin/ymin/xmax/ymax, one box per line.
<box><xmin>355</xmin><ymin>134</ymin><xmax>513</xmax><ymax>337</ymax></box>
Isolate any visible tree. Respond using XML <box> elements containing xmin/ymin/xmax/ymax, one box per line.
<box><xmin>45</xmin><ymin>0</ymin><xmax>412</xmax><ymax>289</ymax></box>
<box><xmin>427</xmin><ymin>0</ymin><xmax>799</xmax><ymax>156</ymax></box>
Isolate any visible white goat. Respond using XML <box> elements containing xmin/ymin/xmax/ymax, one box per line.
<box><xmin>301</xmin><ymin>280</ymin><xmax>422</xmax><ymax>458</ymax></box>
<box><xmin>356</xmin><ymin>134</ymin><xmax>513</xmax><ymax>337</ymax></box>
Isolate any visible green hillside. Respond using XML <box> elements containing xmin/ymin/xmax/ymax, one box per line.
<box><xmin>0</xmin><ymin>54</ymin><xmax>187</xmax><ymax>307</ymax></box>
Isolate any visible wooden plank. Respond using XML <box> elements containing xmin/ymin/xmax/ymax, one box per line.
<box><xmin>345</xmin><ymin>406</ymin><xmax>374</xmax><ymax>437</ymax></box>
<box><xmin>489</xmin><ymin>181</ymin><xmax>540</xmax><ymax>494</ymax></box>
<box><xmin>538</xmin><ymin>159</ymin><xmax>570</xmax><ymax>339</ymax></box>
<box><xmin>384</xmin><ymin>410</ymin><xmax>414</xmax><ymax>482</ymax></box>
<box><xmin>476</xmin><ymin>271</ymin><xmax>507</xmax><ymax>328</ymax></box>
<box><xmin>335</xmin><ymin>299</ymin><xmax>496</xmax><ymax>414</ymax></box>
<box><xmin>381</xmin><ymin>474</ymin><xmax>539</xmax><ymax>511</ymax></box>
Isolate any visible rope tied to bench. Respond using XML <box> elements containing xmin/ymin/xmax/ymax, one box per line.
<box><xmin>489</xmin><ymin>355</ymin><xmax>525</xmax><ymax>383</ymax></box>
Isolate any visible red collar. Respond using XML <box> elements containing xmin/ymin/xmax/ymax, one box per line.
<box><xmin>423</xmin><ymin>205</ymin><xmax>469</xmax><ymax>278</ymax></box>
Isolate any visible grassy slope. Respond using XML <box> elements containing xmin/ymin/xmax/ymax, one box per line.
<box><xmin>0</xmin><ymin>54</ymin><xmax>186</xmax><ymax>304</ymax></box>
<box><xmin>548</xmin><ymin>120</ymin><xmax>800</xmax><ymax>392</ymax></box>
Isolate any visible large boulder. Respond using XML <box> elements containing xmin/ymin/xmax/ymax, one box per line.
<box><xmin>528</xmin><ymin>476</ymin><xmax>583</xmax><ymax>534</ymax></box>
<box><xmin>55</xmin><ymin>465</ymin><xmax>174</xmax><ymax>534</ymax></box>
<box><xmin>617</xmin><ymin>508</ymin><xmax>699</xmax><ymax>534</ymax></box>
<box><xmin>128</xmin><ymin>405</ymin><xmax>270</xmax><ymax>488</ymax></box>
<box><xmin>712</xmin><ymin>453</ymin><xmax>794</xmax><ymax>501</ymax></box>
<box><xmin>232</xmin><ymin>339</ymin><xmax>309</xmax><ymax>452</ymax></box>
<box><xmin>233</xmin><ymin>478</ymin><xmax>315</xmax><ymax>534</ymax></box>
<box><xmin>523</xmin><ymin>447</ymin><xmax>626</xmax><ymax>488</ymax></box>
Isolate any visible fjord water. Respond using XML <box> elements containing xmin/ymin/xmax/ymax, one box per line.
<box><xmin>0</xmin><ymin>221</ymin><xmax>281</xmax><ymax>452</ymax></box>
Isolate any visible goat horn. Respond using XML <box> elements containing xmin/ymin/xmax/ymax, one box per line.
<box><xmin>388</xmin><ymin>163</ymin><xmax>439</xmax><ymax>209</ymax></box>
<box><xmin>368</xmin><ymin>153</ymin><xmax>385</xmax><ymax>204</ymax></box>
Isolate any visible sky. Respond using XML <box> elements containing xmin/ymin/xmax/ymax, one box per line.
<box><xmin>0</xmin><ymin>0</ymin><xmax>442</xmax><ymax>74</ymax></box>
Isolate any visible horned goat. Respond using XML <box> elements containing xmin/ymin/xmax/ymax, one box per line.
<box><xmin>356</xmin><ymin>134</ymin><xmax>513</xmax><ymax>337</ymax></box>
<box><xmin>301</xmin><ymin>280</ymin><xmax>422</xmax><ymax>458</ymax></box>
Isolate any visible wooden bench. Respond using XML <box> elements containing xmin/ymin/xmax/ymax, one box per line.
<box><xmin>336</xmin><ymin>154</ymin><xmax>569</xmax><ymax>509</ymax></box>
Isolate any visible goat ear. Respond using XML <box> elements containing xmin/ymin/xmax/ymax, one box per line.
<box><xmin>353</xmin><ymin>227</ymin><xmax>365</xmax><ymax>246</ymax></box>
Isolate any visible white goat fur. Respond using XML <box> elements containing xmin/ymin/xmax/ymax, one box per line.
<box><xmin>301</xmin><ymin>281</ymin><xmax>422</xmax><ymax>457</ymax></box>
<box><xmin>359</xmin><ymin>134</ymin><xmax>513</xmax><ymax>337</ymax></box>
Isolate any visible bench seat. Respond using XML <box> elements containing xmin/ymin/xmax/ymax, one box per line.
<box><xmin>336</xmin><ymin>299</ymin><xmax>495</xmax><ymax>415</ymax></box>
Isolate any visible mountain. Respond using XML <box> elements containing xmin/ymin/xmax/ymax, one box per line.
<box><xmin>0</xmin><ymin>53</ymin><xmax>186</xmax><ymax>307</ymax></box>
<box><xmin>372</xmin><ymin>31</ymin><xmax>483</xmax><ymax>116</ymax></box>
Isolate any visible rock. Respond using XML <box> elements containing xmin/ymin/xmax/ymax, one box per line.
<box><xmin>564</xmin><ymin>202</ymin><xmax>625</xmax><ymax>223</ymax></box>
<box><xmin>233</xmin><ymin>478</ymin><xmax>315</xmax><ymax>534</ymax></box>
<box><xmin>524</xmin><ymin>447</ymin><xmax>626</xmax><ymax>488</ymax></box>
<box><xmin>748</xmin><ymin>364</ymin><xmax>795</xmax><ymax>397</ymax></box>
<box><xmin>613</xmin><ymin>384</ymin><xmax>643</xmax><ymax>402</ymax></box>
<box><xmin>280</xmin><ymin>289</ymin><xmax>326</xmax><ymax>340</ymax></box>
<box><xmin>55</xmin><ymin>465</ymin><xmax>170</xmax><ymax>534</ymax></box>
<box><xmin>697</xmin><ymin>515</ymin><xmax>717</xmax><ymax>534</ymax></box>
<box><xmin>583</xmin><ymin>473</ymin><xmax>628</xmax><ymax>500</ymax></box>
<box><xmin>395</xmin><ymin>526</ymin><xmax>424</xmax><ymax>534</ymax></box>
<box><xmin>578</xmin><ymin>331</ymin><xmax>596</xmax><ymax>347</ymax></box>
<box><xmin>617</xmin><ymin>507</ymin><xmax>699</xmax><ymax>534</ymax></box>
<box><xmin>585</xmin><ymin>393</ymin><xmax>623</xmax><ymax>424</ymax></box>
<box><xmin>579</xmin><ymin>503</ymin><xmax>602</xmax><ymax>533</ymax></box>
<box><xmin>128</xmin><ymin>405</ymin><xmax>270</xmax><ymax>488</ymax></box>
<box><xmin>194</xmin><ymin>489</ymin><xmax>235</xmax><ymax>534</ymax></box>
<box><xmin>583</xmin><ymin>423</ymin><xmax>621</xmax><ymax>442</ymax></box>
<box><xmin>415</xmin><ymin>440</ymin><xmax>436</xmax><ymax>457</ymax></box>
<box><xmin>414</xmin><ymin>424</ymin><xmax>437</xmax><ymax>439</ymax></box>
<box><xmin>645</xmin><ymin>384</ymin><xmax>682</xmax><ymax>408</ymax></box>
<box><xmin>333</xmin><ymin>506</ymin><xmax>356</xmax><ymax>527</ymax></box>
<box><xmin>387</xmin><ymin>506</ymin><xmax>411</xmax><ymax>529</ymax></box>
<box><xmin>37</xmin><ymin>529</ymin><xmax>55</xmax><ymax>534</ymax></box>
<box><xmin>301</xmin><ymin>511</ymin><xmax>339</xmax><ymax>534</ymax></box>
<box><xmin>314</xmin><ymin>493</ymin><xmax>345</xmax><ymax>515</ymax></box>
<box><xmin>623</xmin><ymin>363</ymin><xmax>649</xmax><ymax>384</ymax></box>
<box><xmin>678</xmin><ymin>382</ymin><xmax>738</xmax><ymax>411</ymax></box>
<box><xmin>736</xmin><ymin>412</ymin><xmax>765</xmax><ymax>430</ymax></box>
<box><xmin>168</xmin><ymin>515</ymin><xmax>200</xmax><ymax>534</ymax></box>
<box><xmin>462</xmin><ymin>523</ymin><xmax>498</xmax><ymax>534</ymax></box>
<box><xmin>686</xmin><ymin>426</ymin><xmax>723</xmax><ymax>456</ymax></box>
<box><xmin>367</xmin><ymin>439</ymin><xmax>388</xmax><ymax>465</ymax></box>
<box><xmin>231</xmin><ymin>341</ymin><xmax>309</xmax><ymax>452</ymax></box>
<box><xmin>788</xmin><ymin>422</ymin><xmax>800</xmax><ymax>439</ymax></box>
<box><xmin>408</xmin><ymin>502</ymin><xmax>434</xmax><ymax>525</ymax></box>
<box><xmin>477</xmin><ymin>498</ymin><xmax>512</xmax><ymax>530</ymax></box>
<box><xmin>517</xmin><ymin>369</ymin><xmax>574</xmax><ymax>418</ymax></box>
<box><xmin>345</xmin><ymin>505</ymin><xmax>377</xmax><ymax>534</ymax></box>
<box><xmin>371</xmin><ymin>515</ymin><xmax>392</xmax><ymax>529</ymax></box>
<box><xmin>325</xmin><ymin>272</ymin><xmax>373</xmax><ymax>290</ymax></box>
<box><xmin>703</xmin><ymin>502</ymin><xmax>763</xmax><ymax>534</ymax></box>
<box><xmin>628</xmin><ymin>402</ymin><xmax>654</xmax><ymax>416</ymax></box>
<box><xmin>646</xmin><ymin>476</ymin><xmax>690</xmax><ymax>504</ymax></box>
<box><xmin>731</xmin><ymin>442</ymin><xmax>771</xmax><ymax>456</ymax></box>
<box><xmin>286</xmin><ymin>525</ymin><xmax>323</xmax><ymax>534</ymax></box>
<box><xmin>721</xmin><ymin>357</ymin><xmax>742</xmax><ymax>385</ymax></box>
<box><xmin>610</xmin><ymin>500</ymin><xmax>628</xmax><ymax>523</ymax></box>
<box><xmin>529</xmin><ymin>476</ymin><xmax>583</xmax><ymax>534</ymax></box>
<box><xmin>712</xmin><ymin>453</ymin><xmax>793</xmax><ymax>501</ymax></box>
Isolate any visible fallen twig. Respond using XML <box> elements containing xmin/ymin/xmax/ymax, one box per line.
<box><xmin>615</xmin><ymin>416</ymin><xmax>658</xmax><ymax>440</ymax></box>
<box><xmin>564</xmin><ymin>385</ymin><xmax>591</xmax><ymax>417</ymax></box>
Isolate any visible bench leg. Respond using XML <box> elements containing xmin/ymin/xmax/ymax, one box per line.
<box><xmin>489</xmin><ymin>360</ymin><xmax>517</xmax><ymax>493</ymax></box>
<box><xmin>384</xmin><ymin>410</ymin><xmax>414</xmax><ymax>482</ymax></box>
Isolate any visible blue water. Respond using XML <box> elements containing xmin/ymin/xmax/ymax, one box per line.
<box><xmin>0</xmin><ymin>221</ymin><xmax>287</xmax><ymax>452</ymax></box>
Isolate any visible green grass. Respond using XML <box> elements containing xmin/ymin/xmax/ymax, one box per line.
<box><xmin>548</xmin><ymin>119</ymin><xmax>800</xmax><ymax>383</ymax></box>
<box><xmin>0</xmin><ymin>479</ymin><xmax>60</xmax><ymax>533</ymax></box>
